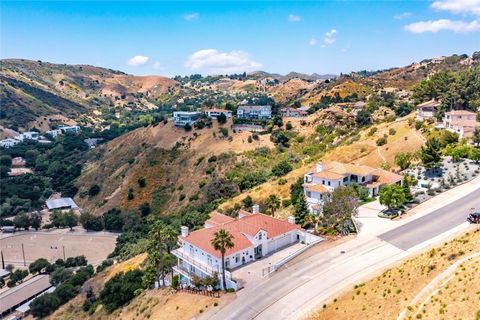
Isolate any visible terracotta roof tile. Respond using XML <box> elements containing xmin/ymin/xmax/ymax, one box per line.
<box><xmin>181</xmin><ymin>212</ymin><xmax>302</xmax><ymax>258</ymax></box>
<box><xmin>304</xmin><ymin>183</ymin><xmax>329</xmax><ymax>193</ymax></box>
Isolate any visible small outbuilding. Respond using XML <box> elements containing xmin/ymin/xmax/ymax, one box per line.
<box><xmin>46</xmin><ymin>197</ymin><xmax>79</xmax><ymax>211</ymax></box>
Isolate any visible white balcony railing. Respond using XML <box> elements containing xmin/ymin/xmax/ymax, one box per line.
<box><xmin>172</xmin><ymin>249</ymin><xmax>220</xmax><ymax>276</ymax></box>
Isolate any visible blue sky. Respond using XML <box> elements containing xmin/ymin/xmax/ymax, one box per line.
<box><xmin>1</xmin><ymin>1</ymin><xmax>479</xmax><ymax>76</ymax></box>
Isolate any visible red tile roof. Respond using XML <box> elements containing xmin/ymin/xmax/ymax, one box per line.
<box><xmin>205</xmin><ymin>212</ymin><xmax>235</xmax><ymax>226</ymax></box>
<box><xmin>181</xmin><ymin>212</ymin><xmax>301</xmax><ymax>258</ymax></box>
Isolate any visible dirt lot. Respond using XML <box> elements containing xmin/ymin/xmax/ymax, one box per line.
<box><xmin>308</xmin><ymin>226</ymin><xmax>480</xmax><ymax>320</ymax></box>
<box><xmin>1</xmin><ymin>230</ymin><xmax>117</xmax><ymax>267</ymax></box>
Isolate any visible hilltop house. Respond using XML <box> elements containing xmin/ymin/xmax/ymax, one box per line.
<box><xmin>204</xmin><ymin>108</ymin><xmax>232</xmax><ymax>119</ymax></box>
<box><xmin>16</xmin><ymin>132</ymin><xmax>40</xmax><ymax>141</ymax></box>
<box><xmin>59</xmin><ymin>125</ymin><xmax>81</xmax><ymax>134</ymax></box>
<box><xmin>281</xmin><ymin>106</ymin><xmax>309</xmax><ymax>118</ymax></box>
<box><xmin>237</xmin><ymin>105</ymin><xmax>272</xmax><ymax>120</ymax></box>
<box><xmin>0</xmin><ymin>138</ymin><xmax>20</xmax><ymax>149</ymax></box>
<box><xmin>303</xmin><ymin>161</ymin><xmax>402</xmax><ymax>214</ymax></box>
<box><xmin>172</xmin><ymin>206</ymin><xmax>314</xmax><ymax>290</ymax></box>
<box><xmin>442</xmin><ymin>110</ymin><xmax>479</xmax><ymax>139</ymax></box>
<box><xmin>416</xmin><ymin>100</ymin><xmax>441</xmax><ymax>121</ymax></box>
<box><xmin>173</xmin><ymin>111</ymin><xmax>203</xmax><ymax>126</ymax></box>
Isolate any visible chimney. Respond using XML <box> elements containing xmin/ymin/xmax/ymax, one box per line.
<box><xmin>180</xmin><ymin>226</ymin><xmax>189</xmax><ymax>237</ymax></box>
<box><xmin>316</xmin><ymin>162</ymin><xmax>324</xmax><ymax>173</ymax></box>
<box><xmin>287</xmin><ymin>216</ymin><xmax>296</xmax><ymax>224</ymax></box>
<box><xmin>252</xmin><ymin>204</ymin><xmax>260</xmax><ymax>214</ymax></box>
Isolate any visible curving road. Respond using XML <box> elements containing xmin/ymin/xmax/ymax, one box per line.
<box><xmin>204</xmin><ymin>181</ymin><xmax>480</xmax><ymax>320</ymax></box>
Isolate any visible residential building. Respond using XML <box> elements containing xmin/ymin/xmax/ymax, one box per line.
<box><xmin>0</xmin><ymin>138</ymin><xmax>20</xmax><ymax>149</ymax></box>
<box><xmin>11</xmin><ymin>157</ymin><xmax>26</xmax><ymax>168</ymax></box>
<box><xmin>16</xmin><ymin>132</ymin><xmax>39</xmax><ymax>141</ymax></box>
<box><xmin>204</xmin><ymin>108</ymin><xmax>232</xmax><ymax>119</ymax></box>
<box><xmin>443</xmin><ymin>110</ymin><xmax>479</xmax><ymax>139</ymax></box>
<box><xmin>416</xmin><ymin>100</ymin><xmax>441</xmax><ymax>121</ymax></box>
<box><xmin>303</xmin><ymin>161</ymin><xmax>402</xmax><ymax>213</ymax></box>
<box><xmin>59</xmin><ymin>125</ymin><xmax>81</xmax><ymax>134</ymax></box>
<box><xmin>237</xmin><ymin>105</ymin><xmax>272</xmax><ymax>120</ymax></box>
<box><xmin>281</xmin><ymin>106</ymin><xmax>309</xmax><ymax>118</ymax></box>
<box><xmin>172</xmin><ymin>206</ymin><xmax>310</xmax><ymax>290</ymax></box>
<box><xmin>173</xmin><ymin>111</ymin><xmax>203</xmax><ymax>126</ymax></box>
<box><xmin>46</xmin><ymin>129</ymin><xmax>62</xmax><ymax>138</ymax></box>
<box><xmin>46</xmin><ymin>197</ymin><xmax>79</xmax><ymax>211</ymax></box>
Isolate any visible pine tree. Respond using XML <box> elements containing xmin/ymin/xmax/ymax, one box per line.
<box><xmin>294</xmin><ymin>195</ymin><xmax>308</xmax><ymax>226</ymax></box>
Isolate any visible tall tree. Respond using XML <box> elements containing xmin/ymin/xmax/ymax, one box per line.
<box><xmin>211</xmin><ymin>229</ymin><xmax>234</xmax><ymax>291</ymax></box>
<box><xmin>472</xmin><ymin>127</ymin><xmax>480</xmax><ymax>148</ymax></box>
<box><xmin>265</xmin><ymin>194</ymin><xmax>280</xmax><ymax>217</ymax></box>
<box><xmin>294</xmin><ymin>195</ymin><xmax>308</xmax><ymax>226</ymax></box>
<box><xmin>147</xmin><ymin>222</ymin><xmax>168</xmax><ymax>288</ymax></box>
<box><xmin>322</xmin><ymin>186</ymin><xmax>358</xmax><ymax>227</ymax></box>
<box><xmin>419</xmin><ymin>137</ymin><xmax>442</xmax><ymax>171</ymax></box>
<box><xmin>379</xmin><ymin>184</ymin><xmax>406</xmax><ymax>210</ymax></box>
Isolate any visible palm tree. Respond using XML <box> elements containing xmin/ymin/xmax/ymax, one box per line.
<box><xmin>211</xmin><ymin>229</ymin><xmax>234</xmax><ymax>291</ymax></box>
<box><xmin>265</xmin><ymin>194</ymin><xmax>280</xmax><ymax>217</ymax></box>
<box><xmin>149</xmin><ymin>222</ymin><xmax>168</xmax><ymax>288</ymax></box>
<box><xmin>163</xmin><ymin>225</ymin><xmax>178</xmax><ymax>281</ymax></box>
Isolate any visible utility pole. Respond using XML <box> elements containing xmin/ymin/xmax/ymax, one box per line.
<box><xmin>1</xmin><ymin>250</ymin><xmax>4</xmax><ymax>269</ymax></box>
<box><xmin>21</xmin><ymin>243</ymin><xmax>26</xmax><ymax>267</ymax></box>
<box><xmin>63</xmin><ymin>245</ymin><xmax>66</xmax><ymax>261</ymax></box>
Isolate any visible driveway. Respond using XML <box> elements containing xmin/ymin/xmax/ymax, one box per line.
<box><xmin>354</xmin><ymin>200</ymin><xmax>395</xmax><ymax>236</ymax></box>
<box><xmin>232</xmin><ymin>242</ymin><xmax>308</xmax><ymax>286</ymax></box>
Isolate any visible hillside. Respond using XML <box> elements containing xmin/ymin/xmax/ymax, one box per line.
<box><xmin>0</xmin><ymin>59</ymin><xmax>177</xmax><ymax>129</ymax></box>
<box><xmin>75</xmin><ymin>118</ymin><xmax>274</xmax><ymax>214</ymax></box>
<box><xmin>310</xmin><ymin>227</ymin><xmax>480</xmax><ymax>320</ymax></box>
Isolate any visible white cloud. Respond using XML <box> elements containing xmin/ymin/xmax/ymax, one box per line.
<box><xmin>288</xmin><ymin>14</ymin><xmax>301</xmax><ymax>22</ymax></box>
<box><xmin>394</xmin><ymin>12</ymin><xmax>412</xmax><ymax>20</ymax></box>
<box><xmin>323</xmin><ymin>29</ymin><xmax>337</xmax><ymax>46</ymax></box>
<box><xmin>127</xmin><ymin>55</ymin><xmax>149</xmax><ymax>67</ymax></box>
<box><xmin>185</xmin><ymin>49</ymin><xmax>262</xmax><ymax>74</ymax></box>
<box><xmin>405</xmin><ymin>19</ymin><xmax>480</xmax><ymax>33</ymax></box>
<box><xmin>309</xmin><ymin>38</ymin><xmax>317</xmax><ymax>46</ymax></box>
<box><xmin>184</xmin><ymin>13</ymin><xmax>199</xmax><ymax>21</ymax></box>
<box><xmin>431</xmin><ymin>0</ymin><xmax>480</xmax><ymax>15</ymax></box>
<box><xmin>153</xmin><ymin>61</ymin><xmax>163</xmax><ymax>70</ymax></box>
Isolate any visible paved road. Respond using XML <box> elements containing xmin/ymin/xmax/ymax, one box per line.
<box><xmin>379</xmin><ymin>186</ymin><xmax>480</xmax><ymax>250</ymax></box>
<box><xmin>204</xmin><ymin>182</ymin><xmax>480</xmax><ymax>320</ymax></box>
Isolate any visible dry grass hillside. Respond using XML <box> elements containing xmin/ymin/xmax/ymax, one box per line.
<box><xmin>0</xmin><ymin>59</ymin><xmax>177</xmax><ymax>129</ymax></box>
<box><xmin>219</xmin><ymin>115</ymin><xmax>424</xmax><ymax>214</ymax></box>
<box><xmin>308</xmin><ymin>227</ymin><xmax>480</xmax><ymax>320</ymax></box>
<box><xmin>76</xmin><ymin>118</ymin><xmax>274</xmax><ymax>214</ymax></box>
<box><xmin>47</xmin><ymin>253</ymin><xmax>232</xmax><ymax>320</ymax></box>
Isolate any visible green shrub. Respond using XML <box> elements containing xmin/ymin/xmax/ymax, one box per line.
<box><xmin>376</xmin><ymin>137</ymin><xmax>387</xmax><ymax>146</ymax></box>
<box><xmin>99</xmin><ymin>269</ymin><xmax>145</xmax><ymax>313</ymax></box>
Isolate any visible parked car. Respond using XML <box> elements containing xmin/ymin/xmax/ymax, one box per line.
<box><xmin>467</xmin><ymin>212</ymin><xmax>480</xmax><ymax>224</ymax></box>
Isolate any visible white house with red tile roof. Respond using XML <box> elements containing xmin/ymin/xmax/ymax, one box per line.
<box><xmin>172</xmin><ymin>207</ymin><xmax>309</xmax><ymax>290</ymax></box>
<box><xmin>303</xmin><ymin>161</ymin><xmax>402</xmax><ymax>214</ymax></box>
<box><xmin>442</xmin><ymin>110</ymin><xmax>479</xmax><ymax>139</ymax></box>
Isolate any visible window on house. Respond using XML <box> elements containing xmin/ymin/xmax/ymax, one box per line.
<box><xmin>259</xmin><ymin>233</ymin><xmax>262</xmax><ymax>240</ymax></box>
<box><xmin>362</xmin><ymin>177</ymin><xmax>366</xmax><ymax>182</ymax></box>
<box><xmin>307</xmin><ymin>191</ymin><xmax>311</xmax><ymax>197</ymax></box>
<box><xmin>327</xmin><ymin>181</ymin><xmax>331</xmax><ymax>186</ymax></box>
